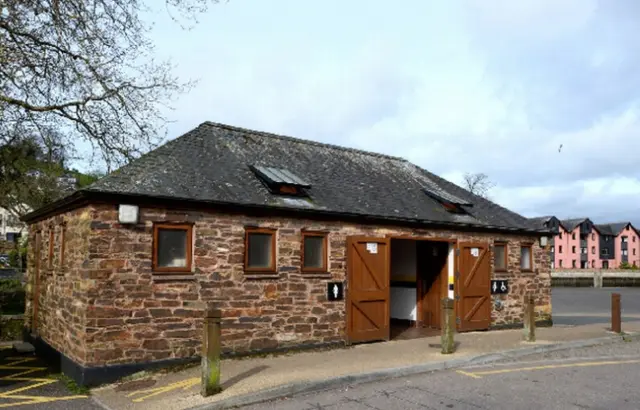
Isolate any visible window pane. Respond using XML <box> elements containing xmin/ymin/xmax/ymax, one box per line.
<box><xmin>304</xmin><ymin>236</ymin><xmax>324</xmax><ymax>269</ymax></box>
<box><xmin>248</xmin><ymin>233</ymin><xmax>273</xmax><ymax>268</ymax></box>
<box><xmin>494</xmin><ymin>245</ymin><xmax>505</xmax><ymax>270</ymax></box>
<box><xmin>158</xmin><ymin>229</ymin><xmax>188</xmax><ymax>267</ymax></box>
<box><xmin>520</xmin><ymin>247</ymin><xmax>531</xmax><ymax>270</ymax></box>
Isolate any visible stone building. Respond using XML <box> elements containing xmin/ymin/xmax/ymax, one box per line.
<box><xmin>22</xmin><ymin>122</ymin><xmax>553</xmax><ymax>385</ymax></box>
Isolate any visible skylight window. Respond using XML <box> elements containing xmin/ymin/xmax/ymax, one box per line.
<box><xmin>250</xmin><ymin>165</ymin><xmax>311</xmax><ymax>196</ymax></box>
<box><xmin>423</xmin><ymin>187</ymin><xmax>472</xmax><ymax>207</ymax></box>
<box><xmin>422</xmin><ymin>186</ymin><xmax>472</xmax><ymax>214</ymax></box>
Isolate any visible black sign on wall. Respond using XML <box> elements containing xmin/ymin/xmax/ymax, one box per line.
<box><xmin>491</xmin><ymin>280</ymin><xmax>509</xmax><ymax>295</ymax></box>
<box><xmin>327</xmin><ymin>282</ymin><xmax>344</xmax><ymax>301</ymax></box>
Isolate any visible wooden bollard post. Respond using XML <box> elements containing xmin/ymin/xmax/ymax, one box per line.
<box><xmin>441</xmin><ymin>298</ymin><xmax>455</xmax><ymax>354</ymax></box>
<box><xmin>611</xmin><ymin>293</ymin><xmax>621</xmax><ymax>334</ymax></box>
<box><xmin>201</xmin><ymin>308</ymin><xmax>222</xmax><ymax>397</ymax></box>
<box><xmin>523</xmin><ymin>295</ymin><xmax>536</xmax><ymax>342</ymax></box>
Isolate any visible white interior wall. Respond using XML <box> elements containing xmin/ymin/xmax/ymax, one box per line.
<box><xmin>390</xmin><ymin>240</ymin><xmax>417</xmax><ymax>320</ymax></box>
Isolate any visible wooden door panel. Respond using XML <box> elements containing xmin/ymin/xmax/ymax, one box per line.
<box><xmin>456</xmin><ymin>242</ymin><xmax>491</xmax><ymax>332</ymax></box>
<box><xmin>347</xmin><ymin>236</ymin><xmax>390</xmax><ymax>343</ymax></box>
<box><xmin>418</xmin><ymin>242</ymin><xmax>449</xmax><ymax>329</ymax></box>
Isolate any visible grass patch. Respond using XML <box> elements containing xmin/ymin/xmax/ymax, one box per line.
<box><xmin>50</xmin><ymin>373</ymin><xmax>91</xmax><ymax>395</ymax></box>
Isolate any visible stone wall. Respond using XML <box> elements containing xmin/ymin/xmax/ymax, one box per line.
<box><xmin>28</xmin><ymin>203</ymin><xmax>551</xmax><ymax>367</ymax></box>
<box><xmin>26</xmin><ymin>208</ymin><xmax>93</xmax><ymax>365</ymax></box>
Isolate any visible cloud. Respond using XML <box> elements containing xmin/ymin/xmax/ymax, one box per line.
<box><xmin>143</xmin><ymin>0</ymin><xmax>640</xmax><ymax>223</ymax></box>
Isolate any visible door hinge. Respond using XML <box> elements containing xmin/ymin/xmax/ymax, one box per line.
<box><xmin>455</xmin><ymin>249</ymin><xmax>461</xmax><ymax>256</ymax></box>
<box><xmin>456</xmin><ymin>317</ymin><xmax>461</xmax><ymax>324</ymax></box>
<box><xmin>455</xmin><ymin>295</ymin><xmax>460</xmax><ymax>301</ymax></box>
<box><xmin>455</xmin><ymin>271</ymin><xmax>460</xmax><ymax>279</ymax></box>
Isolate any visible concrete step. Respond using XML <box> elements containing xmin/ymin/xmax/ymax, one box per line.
<box><xmin>12</xmin><ymin>342</ymin><xmax>35</xmax><ymax>354</ymax></box>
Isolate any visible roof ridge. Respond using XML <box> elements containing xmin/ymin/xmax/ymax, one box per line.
<box><xmin>201</xmin><ymin>121</ymin><xmax>407</xmax><ymax>162</ymax></box>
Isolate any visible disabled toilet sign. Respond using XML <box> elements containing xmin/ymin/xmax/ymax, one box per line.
<box><xmin>491</xmin><ymin>280</ymin><xmax>509</xmax><ymax>295</ymax></box>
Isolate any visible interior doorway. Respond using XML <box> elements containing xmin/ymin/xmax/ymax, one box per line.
<box><xmin>389</xmin><ymin>239</ymin><xmax>449</xmax><ymax>340</ymax></box>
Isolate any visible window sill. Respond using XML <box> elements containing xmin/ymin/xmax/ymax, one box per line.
<box><xmin>153</xmin><ymin>274</ymin><xmax>196</xmax><ymax>283</ymax></box>
<box><xmin>300</xmin><ymin>271</ymin><xmax>333</xmax><ymax>279</ymax></box>
<box><xmin>244</xmin><ymin>272</ymin><xmax>281</xmax><ymax>280</ymax></box>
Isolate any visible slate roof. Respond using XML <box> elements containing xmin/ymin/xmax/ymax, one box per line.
<box><xmin>595</xmin><ymin>222</ymin><xmax>631</xmax><ymax>236</ymax></box>
<box><xmin>560</xmin><ymin>218</ymin><xmax>589</xmax><ymax>231</ymax></box>
<box><xmin>23</xmin><ymin>122</ymin><xmax>548</xmax><ymax>234</ymax></box>
<box><xmin>529</xmin><ymin>216</ymin><xmax>553</xmax><ymax>229</ymax></box>
<box><xmin>594</xmin><ymin>224</ymin><xmax>615</xmax><ymax>236</ymax></box>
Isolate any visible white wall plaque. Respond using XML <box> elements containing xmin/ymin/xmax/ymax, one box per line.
<box><xmin>118</xmin><ymin>204</ymin><xmax>139</xmax><ymax>224</ymax></box>
<box><xmin>366</xmin><ymin>242</ymin><xmax>378</xmax><ymax>254</ymax></box>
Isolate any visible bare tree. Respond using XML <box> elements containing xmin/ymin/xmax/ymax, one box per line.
<box><xmin>0</xmin><ymin>0</ymin><xmax>217</xmax><ymax>171</ymax></box>
<box><xmin>463</xmin><ymin>172</ymin><xmax>495</xmax><ymax>199</ymax></box>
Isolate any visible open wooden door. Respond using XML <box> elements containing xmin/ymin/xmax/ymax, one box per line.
<box><xmin>346</xmin><ymin>236</ymin><xmax>390</xmax><ymax>343</ymax></box>
<box><xmin>455</xmin><ymin>242</ymin><xmax>491</xmax><ymax>332</ymax></box>
<box><xmin>417</xmin><ymin>241</ymin><xmax>449</xmax><ymax>329</ymax></box>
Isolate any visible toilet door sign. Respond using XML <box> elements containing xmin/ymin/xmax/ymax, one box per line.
<box><xmin>491</xmin><ymin>280</ymin><xmax>509</xmax><ymax>295</ymax></box>
<box><xmin>327</xmin><ymin>282</ymin><xmax>344</xmax><ymax>301</ymax></box>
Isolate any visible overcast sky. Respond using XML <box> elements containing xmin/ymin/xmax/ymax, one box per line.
<box><xmin>141</xmin><ymin>0</ymin><xmax>640</xmax><ymax>225</ymax></box>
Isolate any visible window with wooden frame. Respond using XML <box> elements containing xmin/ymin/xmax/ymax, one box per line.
<box><xmin>152</xmin><ymin>223</ymin><xmax>193</xmax><ymax>273</ymax></box>
<box><xmin>301</xmin><ymin>231</ymin><xmax>328</xmax><ymax>273</ymax></box>
<box><xmin>48</xmin><ymin>228</ymin><xmax>55</xmax><ymax>269</ymax></box>
<box><xmin>520</xmin><ymin>244</ymin><xmax>533</xmax><ymax>272</ymax></box>
<box><xmin>59</xmin><ymin>223</ymin><xmax>66</xmax><ymax>268</ymax></box>
<box><xmin>245</xmin><ymin>227</ymin><xmax>277</xmax><ymax>273</ymax></box>
<box><xmin>493</xmin><ymin>242</ymin><xmax>507</xmax><ymax>272</ymax></box>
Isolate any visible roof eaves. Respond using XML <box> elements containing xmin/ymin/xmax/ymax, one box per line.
<box><xmin>25</xmin><ymin>190</ymin><xmax>548</xmax><ymax>236</ymax></box>
<box><xmin>20</xmin><ymin>190</ymin><xmax>90</xmax><ymax>223</ymax></box>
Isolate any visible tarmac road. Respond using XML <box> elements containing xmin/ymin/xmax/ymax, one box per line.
<box><xmin>247</xmin><ymin>338</ymin><xmax>640</xmax><ymax>409</ymax></box>
<box><xmin>552</xmin><ymin>287</ymin><xmax>640</xmax><ymax>325</ymax></box>
<box><xmin>0</xmin><ymin>347</ymin><xmax>104</xmax><ymax>410</ymax></box>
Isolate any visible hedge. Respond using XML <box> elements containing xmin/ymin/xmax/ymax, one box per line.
<box><xmin>0</xmin><ymin>279</ymin><xmax>25</xmax><ymax>315</ymax></box>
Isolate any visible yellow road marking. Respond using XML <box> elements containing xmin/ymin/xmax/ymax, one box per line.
<box><xmin>4</xmin><ymin>358</ymin><xmax>37</xmax><ymax>367</ymax></box>
<box><xmin>126</xmin><ymin>377</ymin><xmax>200</xmax><ymax>402</ymax></box>
<box><xmin>0</xmin><ymin>356</ymin><xmax>89</xmax><ymax>407</ymax></box>
<box><xmin>457</xmin><ymin>359</ymin><xmax>640</xmax><ymax>379</ymax></box>
<box><xmin>455</xmin><ymin>370</ymin><xmax>482</xmax><ymax>379</ymax></box>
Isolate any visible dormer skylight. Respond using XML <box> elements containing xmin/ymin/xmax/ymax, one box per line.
<box><xmin>250</xmin><ymin>165</ymin><xmax>311</xmax><ymax>196</ymax></box>
<box><xmin>423</xmin><ymin>186</ymin><xmax>472</xmax><ymax>214</ymax></box>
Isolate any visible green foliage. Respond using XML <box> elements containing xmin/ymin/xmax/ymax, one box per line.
<box><xmin>0</xmin><ymin>317</ymin><xmax>23</xmax><ymax>341</ymax></box>
<box><xmin>49</xmin><ymin>373</ymin><xmax>91</xmax><ymax>395</ymax></box>
<box><xmin>72</xmin><ymin>170</ymin><xmax>104</xmax><ymax>188</ymax></box>
<box><xmin>0</xmin><ymin>279</ymin><xmax>25</xmax><ymax>315</ymax></box>
<box><xmin>0</xmin><ymin>135</ymin><xmax>106</xmax><ymax>214</ymax></box>
<box><xmin>619</xmin><ymin>262</ymin><xmax>638</xmax><ymax>270</ymax></box>
<box><xmin>7</xmin><ymin>237</ymin><xmax>28</xmax><ymax>272</ymax></box>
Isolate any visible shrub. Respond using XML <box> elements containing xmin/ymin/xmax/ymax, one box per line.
<box><xmin>0</xmin><ymin>279</ymin><xmax>25</xmax><ymax>315</ymax></box>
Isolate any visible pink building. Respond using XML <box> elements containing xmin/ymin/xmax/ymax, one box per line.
<box><xmin>531</xmin><ymin>216</ymin><xmax>640</xmax><ymax>270</ymax></box>
<box><xmin>610</xmin><ymin>223</ymin><xmax>640</xmax><ymax>267</ymax></box>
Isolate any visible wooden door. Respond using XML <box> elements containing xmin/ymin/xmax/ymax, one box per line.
<box><xmin>32</xmin><ymin>232</ymin><xmax>41</xmax><ymax>334</ymax></box>
<box><xmin>417</xmin><ymin>241</ymin><xmax>448</xmax><ymax>329</ymax></box>
<box><xmin>346</xmin><ymin>236</ymin><xmax>390</xmax><ymax>343</ymax></box>
<box><xmin>455</xmin><ymin>242</ymin><xmax>491</xmax><ymax>332</ymax></box>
